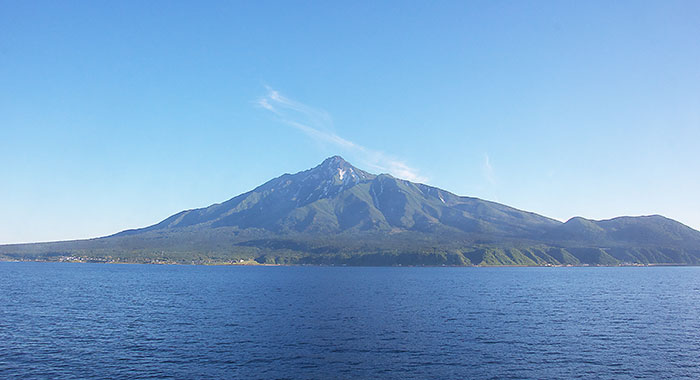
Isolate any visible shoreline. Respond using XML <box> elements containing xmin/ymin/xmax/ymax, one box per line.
<box><xmin>1</xmin><ymin>259</ymin><xmax>697</xmax><ymax>268</ymax></box>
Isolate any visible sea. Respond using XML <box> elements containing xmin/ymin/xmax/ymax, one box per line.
<box><xmin>1</xmin><ymin>262</ymin><xmax>699</xmax><ymax>379</ymax></box>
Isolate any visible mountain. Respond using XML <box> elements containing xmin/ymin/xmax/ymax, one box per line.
<box><xmin>2</xmin><ymin>156</ymin><xmax>700</xmax><ymax>266</ymax></box>
<box><xmin>117</xmin><ymin>156</ymin><xmax>560</xmax><ymax>237</ymax></box>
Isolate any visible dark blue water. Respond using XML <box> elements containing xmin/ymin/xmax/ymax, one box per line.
<box><xmin>1</xmin><ymin>263</ymin><xmax>699</xmax><ymax>379</ymax></box>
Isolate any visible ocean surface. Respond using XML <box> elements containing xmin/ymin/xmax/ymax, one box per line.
<box><xmin>1</xmin><ymin>263</ymin><xmax>699</xmax><ymax>379</ymax></box>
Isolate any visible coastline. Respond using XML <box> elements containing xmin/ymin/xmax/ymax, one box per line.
<box><xmin>1</xmin><ymin>258</ymin><xmax>695</xmax><ymax>268</ymax></box>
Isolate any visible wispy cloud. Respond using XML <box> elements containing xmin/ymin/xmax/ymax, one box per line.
<box><xmin>480</xmin><ymin>153</ymin><xmax>500</xmax><ymax>202</ymax></box>
<box><xmin>257</xmin><ymin>87</ymin><xmax>427</xmax><ymax>182</ymax></box>
<box><xmin>482</xmin><ymin>153</ymin><xmax>496</xmax><ymax>185</ymax></box>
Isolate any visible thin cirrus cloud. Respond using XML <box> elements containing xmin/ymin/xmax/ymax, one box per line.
<box><xmin>481</xmin><ymin>153</ymin><xmax>500</xmax><ymax>202</ymax></box>
<box><xmin>257</xmin><ymin>87</ymin><xmax>427</xmax><ymax>183</ymax></box>
<box><xmin>482</xmin><ymin>153</ymin><xmax>496</xmax><ymax>185</ymax></box>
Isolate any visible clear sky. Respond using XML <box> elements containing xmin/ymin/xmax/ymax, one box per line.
<box><xmin>1</xmin><ymin>1</ymin><xmax>699</xmax><ymax>244</ymax></box>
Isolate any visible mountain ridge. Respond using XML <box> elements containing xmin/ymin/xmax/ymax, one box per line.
<box><xmin>2</xmin><ymin>156</ymin><xmax>699</xmax><ymax>266</ymax></box>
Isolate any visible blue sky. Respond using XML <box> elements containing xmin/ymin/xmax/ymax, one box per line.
<box><xmin>1</xmin><ymin>1</ymin><xmax>699</xmax><ymax>244</ymax></box>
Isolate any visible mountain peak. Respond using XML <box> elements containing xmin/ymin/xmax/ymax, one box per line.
<box><xmin>316</xmin><ymin>157</ymin><xmax>400</xmax><ymax>182</ymax></box>
<box><xmin>311</xmin><ymin>155</ymin><xmax>374</xmax><ymax>182</ymax></box>
<box><xmin>319</xmin><ymin>155</ymin><xmax>349</xmax><ymax>169</ymax></box>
